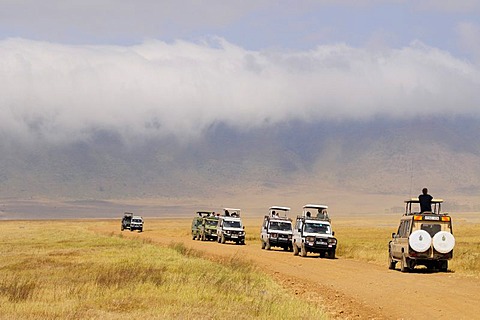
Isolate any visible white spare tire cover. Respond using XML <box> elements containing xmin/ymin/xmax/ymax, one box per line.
<box><xmin>409</xmin><ymin>230</ymin><xmax>432</xmax><ymax>252</ymax></box>
<box><xmin>432</xmin><ymin>231</ymin><xmax>455</xmax><ymax>253</ymax></box>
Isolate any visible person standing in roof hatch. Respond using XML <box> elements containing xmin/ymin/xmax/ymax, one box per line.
<box><xmin>418</xmin><ymin>188</ymin><xmax>433</xmax><ymax>213</ymax></box>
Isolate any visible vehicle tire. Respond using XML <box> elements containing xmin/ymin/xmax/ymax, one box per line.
<box><xmin>265</xmin><ymin>241</ymin><xmax>271</xmax><ymax>250</ymax></box>
<box><xmin>438</xmin><ymin>260</ymin><xmax>448</xmax><ymax>272</ymax></box>
<box><xmin>130</xmin><ymin>228</ymin><xmax>133</xmax><ymax>232</ymax></box>
<box><xmin>388</xmin><ymin>253</ymin><xmax>396</xmax><ymax>270</ymax></box>
<box><xmin>400</xmin><ymin>255</ymin><xmax>410</xmax><ymax>273</ymax></box>
<box><xmin>121</xmin><ymin>225</ymin><xmax>124</xmax><ymax>231</ymax></box>
<box><xmin>293</xmin><ymin>242</ymin><xmax>299</xmax><ymax>256</ymax></box>
<box><xmin>139</xmin><ymin>228</ymin><xmax>143</xmax><ymax>233</ymax></box>
<box><xmin>319</xmin><ymin>251</ymin><xmax>326</xmax><ymax>258</ymax></box>
<box><xmin>192</xmin><ymin>234</ymin><xmax>196</xmax><ymax>240</ymax></box>
<box><xmin>300</xmin><ymin>243</ymin><xmax>307</xmax><ymax>257</ymax></box>
<box><xmin>261</xmin><ymin>240</ymin><xmax>266</xmax><ymax>249</ymax></box>
<box><xmin>328</xmin><ymin>249</ymin><xmax>335</xmax><ymax>259</ymax></box>
<box><xmin>221</xmin><ymin>234</ymin><xmax>226</xmax><ymax>244</ymax></box>
<box><xmin>283</xmin><ymin>246</ymin><xmax>289</xmax><ymax>251</ymax></box>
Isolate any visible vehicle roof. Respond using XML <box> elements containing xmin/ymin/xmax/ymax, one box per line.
<box><xmin>304</xmin><ymin>219</ymin><xmax>331</xmax><ymax>224</ymax></box>
<box><xmin>303</xmin><ymin>204</ymin><xmax>328</xmax><ymax>209</ymax></box>
<box><xmin>132</xmin><ymin>215</ymin><xmax>142</xmax><ymax>219</ymax></box>
<box><xmin>405</xmin><ymin>198</ymin><xmax>444</xmax><ymax>203</ymax></box>
<box><xmin>222</xmin><ymin>216</ymin><xmax>242</xmax><ymax>220</ymax></box>
<box><xmin>269</xmin><ymin>206</ymin><xmax>290</xmax><ymax>211</ymax></box>
<box><xmin>223</xmin><ymin>208</ymin><xmax>241</xmax><ymax>212</ymax></box>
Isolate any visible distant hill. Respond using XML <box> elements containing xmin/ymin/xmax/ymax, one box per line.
<box><xmin>1</xmin><ymin>116</ymin><xmax>480</xmax><ymax>217</ymax></box>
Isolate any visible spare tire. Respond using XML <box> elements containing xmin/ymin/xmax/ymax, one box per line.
<box><xmin>409</xmin><ymin>230</ymin><xmax>432</xmax><ymax>252</ymax></box>
<box><xmin>432</xmin><ymin>231</ymin><xmax>455</xmax><ymax>253</ymax></box>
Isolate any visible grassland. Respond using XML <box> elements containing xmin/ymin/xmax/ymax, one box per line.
<box><xmin>332</xmin><ymin>213</ymin><xmax>480</xmax><ymax>276</ymax></box>
<box><xmin>0</xmin><ymin>221</ymin><xmax>326</xmax><ymax>320</ymax></box>
<box><xmin>233</xmin><ymin>213</ymin><xmax>480</xmax><ymax>277</ymax></box>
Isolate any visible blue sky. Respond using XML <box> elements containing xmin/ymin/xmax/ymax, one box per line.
<box><xmin>1</xmin><ymin>1</ymin><xmax>478</xmax><ymax>55</ymax></box>
<box><xmin>0</xmin><ymin>1</ymin><xmax>479</xmax><ymax>143</ymax></box>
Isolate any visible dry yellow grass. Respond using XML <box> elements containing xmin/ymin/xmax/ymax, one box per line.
<box><xmin>332</xmin><ymin>213</ymin><xmax>480</xmax><ymax>276</ymax></box>
<box><xmin>0</xmin><ymin>220</ymin><xmax>327</xmax><ymax>319</ymax></box>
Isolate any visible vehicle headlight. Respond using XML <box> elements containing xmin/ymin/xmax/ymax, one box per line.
<box><xmin>306</xmin><ymin>236</ymin><xmax>315</xmax><ymax>243</ymax></box>
<box><xmin>270</xmin><ymin>233</ymin><xmax>278</xmax><ymax>238</ymax></box>
<box><xmin>225</xmin><ymin>230</ymin><xmax>231</xmax><ymax>234</ymax></box>
<box><xmin>328</xmin><ymin>238</ymin><xmax>337</xmax><ymax>245</ymax></box>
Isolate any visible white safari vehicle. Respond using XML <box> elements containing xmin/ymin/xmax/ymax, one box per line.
<box><xmin>389</xmin><ymin>199</ymin><xmax>455</xmax><ymax>272</ymax></box>
<box><xmin>217</xmin><ymin>208</ymin><xmax>245</xmax><ymax>245</ymax></box>
<box><xmin>260</xmin><ymin>206</ymin><xmax>293</xmax><ymax>251</ymax></box>
<box><xmin>292</xmin><ymin>204</ymin><xmax>337</xmax><ymax>258</ymax></box>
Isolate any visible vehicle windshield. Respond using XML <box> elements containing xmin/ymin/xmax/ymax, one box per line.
<box><xmin>206</xmin><ymin>220</ymin><xmax>218</xmax><ymax>227</ymax></box>
<box><xmin>304</xmin><ymin>222</ymin><xmax>330</xmax><ymax>234</ymax></box>
<box><xmin>132</xmin><ymin>219</ymin><xmax>142</xmax><ymax>223</ymax></box>
<box><xmin>416</xmin><ymin>222</ymin><xmax>451</xmax><ymax>237</ymax></box>
<box><xmin>223</xmin><ymin>220</ymin><xmax>242</xmax><ymax>228</ymax></box>
<box><xmin>269</xmin><ymin>221</ymin><xmax>292</xmax><ymax>231</ymax></box>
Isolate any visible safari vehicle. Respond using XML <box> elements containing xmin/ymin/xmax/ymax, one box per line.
<box><xmin>191</xmin><ymin>211</ymin><xmax>218</xmax><ymax>241</ymax></box>
<box><xmin>389</xmin><ymin>199</ymin><xmax>455</xmax><ymax>272</ymax></box>
<box><xmin>130</xmin><ymin>216</ymin><xmax>144</xmax><ymax>232</ymax></box>
<box><xmin>260</xmin><ymin>206</ymin><xmax>293</xmax><ymax>251</ymax></box>
<box><xmin>217</xmin><ymin>208</ymin><xmax>245</xmax><ymax>245</ymax></box>
<box><xmin>292</xmin><ymin>204</ymin><xmax>337</xmax><ymax>258</ymax></box>
<box><xmin>121</xmin><ymin>212</ymin><xmax>133</xmax><ymax>231</ymax></box>
<box><xmin>121</xmin><ymin>212</ymin><xmax>143</xmax><ymax>232</ymax></box>
<box><xmin>191</xmin><ymin>211</ymin><xmax>211</xmax><ymax>240</ymax></box>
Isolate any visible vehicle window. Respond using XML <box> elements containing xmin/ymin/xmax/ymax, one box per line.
<box><xmin>304</xmin><ymin>223</ymin><xmax>330</xmax><ymax>234</ymax></box>
<box><xmin>269</xmin><ymin>221</ymin><xmax>292</xmax><ymax>231</ymax></box>
<box><xmin>224</xmin><ymin>220</ymin><xmax>242</xmax><ymax>228</ymax></box>
<box><xmin>397</xmin><ymin>221</ymin><xmax>405</xmax><ymax>237</ymax></box>
<box><xmin>206</xmin><ymin>220</ymin><xmax>217</xmax><ymax>227</ymax></box>
<box><xmin>400</xmin><ymin>220</ymin><xmax>411</xmax><ymax>237</ymax></box>
<box><xmin>421</xmin><ymin>224</ymin><xmax>441</xmax><ymax>237</ymax></box>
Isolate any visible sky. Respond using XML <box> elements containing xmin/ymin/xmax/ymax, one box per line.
<box><xmin>1</xmin><ymin>0</ymin><xmax>479</xmax><ymax>144</ymax></box>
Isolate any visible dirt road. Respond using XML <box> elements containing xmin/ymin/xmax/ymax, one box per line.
<box><xmin>93</xmin><ymin>219</ymin><xmax>480</xmax><ymax>320</ymax></box>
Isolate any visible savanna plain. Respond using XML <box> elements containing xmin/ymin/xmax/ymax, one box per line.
<box><xmin>1</xmin><ymin>212</ymin><xmax>479</xmax><ymax>320</ymax></box>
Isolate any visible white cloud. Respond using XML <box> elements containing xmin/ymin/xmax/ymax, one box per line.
<box><xmin>1</xmin><ymin>38</ymin><xmax>479</xmax><ymax>143</ymax></box>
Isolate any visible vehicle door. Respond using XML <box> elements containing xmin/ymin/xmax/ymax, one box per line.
<box><xmin>391</xmin><ymin>219</ymin><xmax>411</xmax><ymax>258</ymax></box>
<box><xmin>260</xmin><ymin>217</ymin><xmax>268</xmax><ymax>241</ymax></box>
<box><xmin>293</xmin><ymin>218</ymin><xmax>302</xmax><ymax>244</ymax></box>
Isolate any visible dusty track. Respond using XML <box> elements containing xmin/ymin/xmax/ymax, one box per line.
<box><xmin>93</xmin><ymin>219</ymin><xmax>480</xmax><ymax>320</ymax></box>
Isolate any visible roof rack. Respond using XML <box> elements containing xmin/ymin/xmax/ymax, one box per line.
<box><xmin>269</xmin><ymin>206</ymin><xmax>290</xmax><ymax>218</ymax></box>
<box><xmin>302</xmin><ymin>204</ymin><xmax>330</xmax><ymax>221</ymax></box>
<box><xmin>404</xmin><ymin>199</ymin><xmax>444</xmax><ymax>215</ymax></box>
<box><xmin>222</xmin><ymin>208</ymin><xmax>241</xmax><ymax>217</ymax></box>
<box><xmin>196</xmin><ymin>211</ymin><xmax>214</xmax><ymax>217</ymax></box>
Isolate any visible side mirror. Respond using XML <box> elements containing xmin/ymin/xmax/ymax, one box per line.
<box><xmin>243</xmin><ymin>226</ymin><xmax>245</xmax><ymax>229</ymax></box>
<box><xmin>332</xmin><ymin>231</ymin><xmax>335</xmax><ymax>236</ymax></box>
<box><xmin>391</xmin><ymin>232</ymin><xmax>396</xmax><ymax>238</ymax></box>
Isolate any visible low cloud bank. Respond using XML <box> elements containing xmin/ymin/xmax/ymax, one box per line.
<box><xmin>1</xmin><ymin>37</ymin><xmax>479</xmax><ymax>144</ymax></box>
